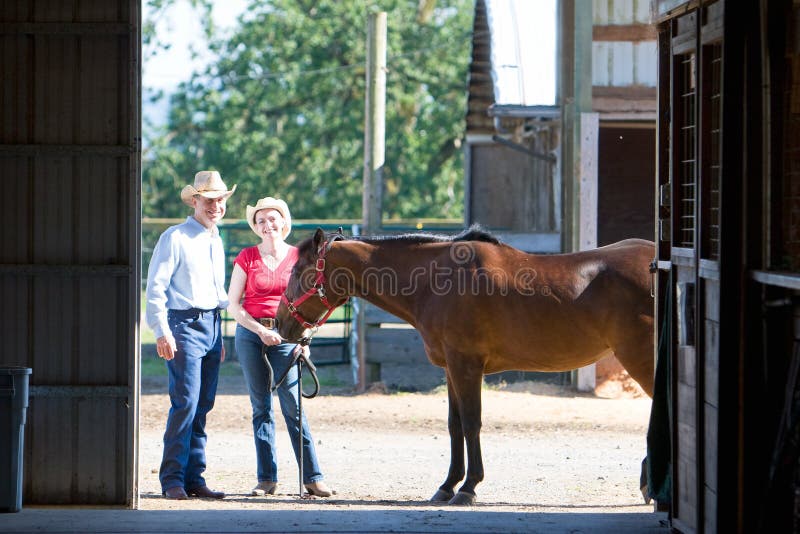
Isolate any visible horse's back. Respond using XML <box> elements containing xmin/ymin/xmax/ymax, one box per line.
<box><xmin>564</xmin><ymin>239</ymin><xmax>654</xmax><ymax>307</ymax></box>
<box><xmin>590</xmin><ymin>238</ymin><xmax>654</xmax><ymax>257</ymax></box>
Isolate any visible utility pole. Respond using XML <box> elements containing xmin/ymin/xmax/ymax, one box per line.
<box><xmin>357</xmin><ymin>11</ymin><xmax>387</xmax><ymax>392</ymax></box>
<box><xmin>362</xmin><ymin>11</ymin><xmax>386</xmax><ymax>235</ymax></box>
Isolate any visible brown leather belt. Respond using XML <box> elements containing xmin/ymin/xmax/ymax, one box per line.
<box><xmin>258</xmin><ymin>317</ymin><xmax>278</xmax><ymax>329</ymax></box>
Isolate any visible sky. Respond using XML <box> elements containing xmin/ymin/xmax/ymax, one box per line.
<box><xmin>143</xmin><ymin>0</ymin><xmax>248</xmax><ymax>94</ymax></box>
<box><xmin>486</xmin><ymin>0</ymin><xmax>557</xmax><ymax>107</ymax></box>
<box><xmin>142</xmin><ymin>0</ymin><xmax>562</xmax><ymax>122</ymax></box>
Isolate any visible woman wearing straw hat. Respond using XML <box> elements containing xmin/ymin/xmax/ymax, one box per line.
<box><xmin>145</xmin><ymin>170</ymin><xmax>236</xmax><ymax>500</ymax></box>
<box><xmin>227</xmin><ymin>196</ymin><xmax>332</xmax><ymax>497</ymax></box>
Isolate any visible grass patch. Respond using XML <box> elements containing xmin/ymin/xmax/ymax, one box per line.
<box><xmin>141</xmin><ymin>357</ymin><xmax>165</xmax><ymax>377</ymax></box>
<box><xmin>141</xmin><ymin>358</ymin><xmax>244</xmax><ymax>377</ymax></box>
<box><xmin>313</xmin><ymin>367</ymin><xmax>349</xmax><ymax>388</ymax></box>
<box><xmin>140</xmin><ymin>357</ymin><xmax>345</xmax><ymax>386</ymax></box>
<box><xmin>141</xmin><ymin>329</ymin><xmax>156</xmax><ymax>345</ymax></box>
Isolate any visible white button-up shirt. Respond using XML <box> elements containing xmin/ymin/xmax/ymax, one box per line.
<box><xmin>145</xmin><ymin>216</ymin><xmax>228</xmax><ymax>339</ymax></box>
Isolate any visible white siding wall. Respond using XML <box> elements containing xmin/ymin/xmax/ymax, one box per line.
<box><xmin>592</xmin><ymin>0</ymin><xmax>657</xmax><ymax>87</ymax></box>
<box><xmin>593</xmin><ymin>42</ymin><xmax>610</xmax><ymax>86</ymax></box>
<box><xmin>594</xmin><ymin>0</ymin><xmax>652</xmax><ymax>23</ymax></box>
<box><xmin>593</xmin><ymin>41</ymin><xmax>657</xmax><ymax>86</ymax></box>
<box><xmin>635</xmin><ymin>41</ymin><xmax>658</xmax><ymax>86</ymax></box>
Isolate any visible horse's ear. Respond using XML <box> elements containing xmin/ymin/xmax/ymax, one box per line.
<box><xmin>337</xmin><ymin>226</ymin><xmax>344</xmax><ymax>236</ymax></box>
<box><xmin>313</xmin><ymin>227</ymin><xmax>326</xmax><ymax>248</ymax></box>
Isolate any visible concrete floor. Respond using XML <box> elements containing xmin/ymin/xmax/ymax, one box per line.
<box><xmin>1</xmin><ymin>508</ymin><xmax>669</xmax><ymax>533</ymax></box>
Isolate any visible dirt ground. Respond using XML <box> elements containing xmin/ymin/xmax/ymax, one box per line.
<box><xmin>138</xmin><ymin>365</ymin><xmax>656</xmax><ymax>519</ymax></box>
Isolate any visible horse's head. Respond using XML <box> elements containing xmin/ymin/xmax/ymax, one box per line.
<box><xmin>277</xmin><ymin>227</ymin><xmax>350</xmax><ymax>343</ymax></box>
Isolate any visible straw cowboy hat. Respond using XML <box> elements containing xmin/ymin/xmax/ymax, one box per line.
<box><xmin>246</xmin><ymin>197</ymin><xmax>292</xmax><ymax>239</ymax></box>
<box><xmin>180</xmin><ymin>170</ymin><xmax>237</xmax><ymax>207</ymax></box>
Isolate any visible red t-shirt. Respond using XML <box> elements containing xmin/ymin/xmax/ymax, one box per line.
<box><xmin>233</xmin><ymin>245</ymin><xmax>299</xmax><ymax>319</ymax></box>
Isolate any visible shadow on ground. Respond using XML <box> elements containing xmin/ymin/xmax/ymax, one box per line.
<box><xmin>1</xmin><ymin>507</ymin><xmax>669</xmax><ymax>533</ymax></box>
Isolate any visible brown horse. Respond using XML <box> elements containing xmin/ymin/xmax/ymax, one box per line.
<box><xmin>277</xmin><ymin>227</ymin><xmax>655</xmax><ymax>505</ymax></box>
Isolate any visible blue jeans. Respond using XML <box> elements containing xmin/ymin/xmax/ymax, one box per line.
<box><xmin>159</xmin><ymin>308</ymin><xmax>222</xmax><ymax>492</ymax></box>
<box><xmin>235</xmin><ymin>324</ymin><xmax>324</xmax><ymax>484</ymax></box>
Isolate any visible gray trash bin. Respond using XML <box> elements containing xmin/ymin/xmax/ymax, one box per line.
<box><xmin>0</xmin><ymin>366</ymin><xmax>31</xmax><ymax>513</ymax></box>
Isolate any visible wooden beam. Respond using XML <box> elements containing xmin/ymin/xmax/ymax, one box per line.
<box><xmin>593</xmin><ymin>24</ymin><xmax>657</xmax><ymax>42</ymax></box>
<box><xmin>593</xmin><ymin>86</ymin><xmax>658</xmax><ymax>99</ymax></box>
<box><xmin>561</xmin><ymin>0</ymin><xmax>595</xmax><ymax>390</ymax></box>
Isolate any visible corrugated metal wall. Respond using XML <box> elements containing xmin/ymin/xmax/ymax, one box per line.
<box><xmin>0</xmin><ymin>1</ymin><xmax>140</xmax><ymax>506</ymax></box>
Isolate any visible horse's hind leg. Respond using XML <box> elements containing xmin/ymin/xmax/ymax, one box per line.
<box><xmin>431</xmin><ymin>374</ymin><xmax>465</xmax><ymax>502</ymax></box>
<box><xmin>612</xmin><ymin>319</ymin><xmax>655</xmax><ymax>397</ymax></box>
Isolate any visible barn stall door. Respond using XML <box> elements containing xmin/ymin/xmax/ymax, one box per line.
<box><xmin>0</xmin><ymin>1</ymin><xmax>141</xmax><ymax>505</ymax></box>
<box><xmin>656</xmin><ymin>2</ymin><xmax>724</xmax><ymax>532</ymax></box>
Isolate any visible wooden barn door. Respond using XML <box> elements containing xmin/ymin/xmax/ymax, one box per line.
<box><xmin>656</xmin><ymin>2</ymin><xmax>724</xmax><ymax>532</ymax></box>
<box><xmin>597</xmin><ymin>125</ymin><xmax>655</xmax><ymax>246</ymax></box>
<box><xmin>0</xmin><ymin>1</ymin><xmax>141</xmax><ymax>506</ymax></box>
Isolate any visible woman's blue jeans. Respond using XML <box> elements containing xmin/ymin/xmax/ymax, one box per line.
<box><xmin>235</xmin><ymin>324</ymin><xmax>324</xmax><ymax>484</ymax></box>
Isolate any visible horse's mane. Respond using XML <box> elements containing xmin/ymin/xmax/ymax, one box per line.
<box><xmin>357</xmin><ymin>224</ymin><xmax>501</xmax><ymax>245</ymax></box>
<box><xmin>294</xmin><ymin>224</ymin><xmax>501</xmax><ymax>257</ymax></box>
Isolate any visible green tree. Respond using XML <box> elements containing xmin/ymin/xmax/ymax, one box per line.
<box><xmin>143</xmin><ymin>0</ymin><xmax>472</xmax><ymax>221</ymax></box>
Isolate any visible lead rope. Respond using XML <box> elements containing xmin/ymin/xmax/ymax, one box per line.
<box><xmin>261</xmin><ymin>338</ymin><xmax>320</xmax><ymax>398</ymax></box>
<box><xmin>297</xmin><ymin>354</ymin><xmax>304</xmax><ymax>498</ymax></box>
<box><xmin>294</xmin><ymin>337</ymin><xmax>315</xmax><ymax>498</ymax></box>
<box><xmin>261</xmin><ymin>337</ymin><xmax>318</xmax><ymax>499</ymax></box>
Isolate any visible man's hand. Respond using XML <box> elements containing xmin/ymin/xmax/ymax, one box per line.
<box><xmin>156</xmin><ymin>334</ymin><xmax>177</xmax><ymax>360</ymax></box>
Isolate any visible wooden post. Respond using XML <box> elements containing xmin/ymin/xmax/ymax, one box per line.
<box><xmin>358</xmin><ymin>11</ymin><xmax>387</xmax><ymax>392</ymax></box>
<box><xmin>560</xmin><ymin>0</ymin><xmax>593</xmax><ymax>253</ymax></box>
<box><xmin>578</xmin><ymin>111</ymin><xmax>598</xmax><ymax>252</ymax></box>
<box><xmin>560</xmin><ymin>1</ymin><xmax>596</xmax><ymax>391</ymax></box>
<box><xmin>362</xmin><ymin>11</ymin><xmax>386</xmax><ymax>234</ymax></box>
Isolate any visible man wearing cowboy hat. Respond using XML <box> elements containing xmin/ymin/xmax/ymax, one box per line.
<box><xmin>145</xmin><ymin>170</ymin><xmax>236</xmax><ymax>500</ymax></box>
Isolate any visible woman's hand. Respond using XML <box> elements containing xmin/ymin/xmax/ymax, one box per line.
<box><xmin>293</xmin><ymin>344</ymin><xmax>311</xmax><ymax>359</ymax></box>
<box><xmin>257</xmin><ymin>327</ymin><xmax>283</xmax><ymax>346</ymax></box>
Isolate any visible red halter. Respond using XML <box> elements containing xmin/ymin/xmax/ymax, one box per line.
<box><xmin>281</xmin><ymin>240</ymin><xmax>347</xmax><ymax>331</ymax></box>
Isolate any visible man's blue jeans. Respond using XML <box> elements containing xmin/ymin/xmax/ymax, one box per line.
<box><xmin>235</xmin><ymin>324</ymin><xmax>324</xmax><ymax>484</ymax></box>
<box><xmin>159</xmin><ymin>308</ymin><xmax>222</xmax><ymax>492</ymax></box>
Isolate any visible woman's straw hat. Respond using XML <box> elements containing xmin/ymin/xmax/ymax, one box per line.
<box><xmin>246</xmin><ymin>197</ymin><xmax>292</xmax><ymax>239</ymax></box>
<box><xmin>180</xmin><ymin>170</ymin><xmax>237</xmax><ymax>206</ymax></box>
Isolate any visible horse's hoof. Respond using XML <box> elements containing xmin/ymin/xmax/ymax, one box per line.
<box><xmin>447</xmin><ymin>491</ymin><xmax>476</xmax><ymax>506</ymax></box>
<box><xmin>430</xmin><ymin>489</ymin><xmax>455</xmax><ymax>502</ymax></box>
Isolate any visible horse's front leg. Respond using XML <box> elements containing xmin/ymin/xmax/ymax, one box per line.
<box><xmin>447</xmin><ymin>358</ymin><xmax>485</xmax><ymax>505</ymax></box>
<box><xmin>430</xmin><ymin>374</ymin><xmax>465</xmax><ymax>502</ymax></box>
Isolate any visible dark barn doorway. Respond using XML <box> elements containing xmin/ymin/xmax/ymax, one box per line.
<box><xmin>598</xmin><ymin>126</ymin><xmax>656</xmax><ymax>246</ymax></box>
